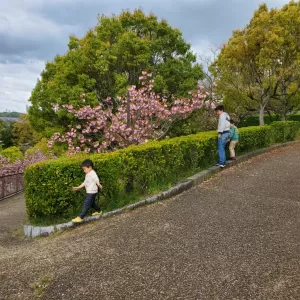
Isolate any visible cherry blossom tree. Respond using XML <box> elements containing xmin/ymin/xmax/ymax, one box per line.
<box><xmin>48</xmin><ymin>73</ymin><xmax>216</xmax><ymax>153</ymax></box>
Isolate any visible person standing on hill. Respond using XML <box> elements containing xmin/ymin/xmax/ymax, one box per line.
<box><xmin>215</xmin><ymin>105</ymin><xmax>230</xmax><ymax>168</ymax></box>
<box><xmin>228</xmin><ymin>119</ymin><xmax>239</xmax><ymax>160</ymax></box>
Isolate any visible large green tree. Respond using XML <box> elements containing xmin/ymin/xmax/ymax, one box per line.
<box><xmin>0</xmin><ymin>122</ymin><xmax>14</xmax><ymax>149</ymax></box>
<box><xmin>212</xmin><ymin>1</ymin><xmax>300</xmax><ymax>125</ymax></box>
<box><xmin>12</xmin><ymin>114</ymin><xmax>39</xmax><ymax>149</ymax></box>
<box><xmin>28</xmin><ymin>9</ymin><xmax>203</xmax><ymax>136</ymax></box>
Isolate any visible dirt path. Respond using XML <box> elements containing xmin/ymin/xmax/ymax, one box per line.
<box><xmin>0</xmin><ymin>193</ymin><xmax>27</xmax><ymax>247</ymax></box>
<box><xmin>1</xmin><ymin>145</ymin><xmax>300</xmax><ymax>299</ymax></box>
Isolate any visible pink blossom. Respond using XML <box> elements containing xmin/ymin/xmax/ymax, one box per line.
<box><xmin>210</xmin><ymin>102</ymin><xmax>216</xmax><ymax>109</ymax></box>
<box><xmin>0</xmin><ymin>150</ymin><xmax>49</xmax><ymax>177</ymax></box>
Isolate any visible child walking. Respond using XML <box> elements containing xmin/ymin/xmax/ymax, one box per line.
<box><xmin>72</xmin><ymin>159</ymin><xmax>103</xmax><ymax>223</ymax></box>
<box><xmin>228</xmin><ymin>120</ymin><xmax>239</xmax><ymax>160</ymax></box>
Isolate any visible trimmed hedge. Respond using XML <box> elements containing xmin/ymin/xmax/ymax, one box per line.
<box><xmin>25</xmin><ymin>121</ymin><xmax>299</xmax><ymax>225</ymax></box>
<box><xmin>239</xmin><ymin>114</ymin><xmax>300</xmax><ymax>127</ymax></box>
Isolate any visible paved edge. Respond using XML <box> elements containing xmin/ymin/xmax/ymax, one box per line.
<box><xmin>24</xmin><ymin>140</ymin><xmax>299</xmax><ymax>238</ymax></box>
<box><xmin>0</xmin><ymin>189</ymin><xmax>25</xmax><ymax>202</ymax></box>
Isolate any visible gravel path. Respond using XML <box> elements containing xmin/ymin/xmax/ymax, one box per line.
<box><xmin>1</xmin><ymin>144</ymin><xmax>300</xmax><ymax>299</ymax></box>
<box><xmin>0</xmin><ymin>193</ymin><xmax>27</xmax><ymax>247</ymax></box>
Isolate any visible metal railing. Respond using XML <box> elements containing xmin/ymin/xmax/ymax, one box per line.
<box><xmin>0</xmin><ymin>172</ymin><xmax>24</xmax><ymax>200</ymax></box>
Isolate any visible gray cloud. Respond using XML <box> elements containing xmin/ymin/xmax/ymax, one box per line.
<box><xmin>24</xmin><ymin>0</ymin><xmax>290</xmax><ymax>53</ymax></box>
<box><xmin>0</xmin><ymin>0</ymin><xmax>290</xmax><ymax>112</ymax></box>
<box><xmin>0</xmin><ymin>60</ymin><xmax>44</xmax><ymax>112</ymax></box>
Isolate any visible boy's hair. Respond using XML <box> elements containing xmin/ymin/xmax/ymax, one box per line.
<box><xmin>214</xmin><ymin>105</ymin><xmax>224</xmax><ymax>112</ymax></box>
<box><xmin>230</xmin><ymin>119</ymin><xmax>235</xmax><ymax>125</ymax></box>
<box><xmin>80</xmin><ymin>159</ymin><xmax>94</xmax><ymax>169</ymax></box>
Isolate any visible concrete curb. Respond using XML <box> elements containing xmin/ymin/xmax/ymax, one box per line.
<box><xmin>24</xmin><ymin>140</ymin><xmax>299</xmax><ymax>237</ymax></box>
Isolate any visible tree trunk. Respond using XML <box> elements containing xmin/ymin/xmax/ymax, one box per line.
<box><xmin>281</xmin><ymin>95</ymin><xmax>287</xmax><ymax>121</ymax></box>
<box><xmin>259</xmin><ymin>104</ymin><xmax>265</xmax><ymax>126</ymax></box>
<box><xmin>280</xmin><ymin>86</ymin><xmax>287</xmax><ymax>121</ymax></box>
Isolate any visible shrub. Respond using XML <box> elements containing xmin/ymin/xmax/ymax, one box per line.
<box><xmin>25</xmin><ymin>138</ymin><xmax>65</xmax><ymax>158</ymax></box>
<box><xmin>269</xmin><ymin>121</ymin><xmax>300</xmax><ymax>143</ymax></box>
<box><xmin>239</xmin><ymin>114</ymin><xmax>300</xmax><ymax>127</ymax></box>
<box><xmin>0</xmin><ymin>146</ymin><xmax>23</xmax><ymax>162</ymax></box>
<box><xmin>25</xmin><ymin>121</ymin><xmax>299</xmax><ymax>225</ymax></box>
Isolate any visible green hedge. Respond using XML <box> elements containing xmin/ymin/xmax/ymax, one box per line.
<box><xmin>239</xmin><ymin>114</ymin><xmax>300</xmax><ymax>127</ymax></box>
<box><xmin>24</xmin><ymin>121</ymin><xmax>299</xmax><ymax>225</ymax></box>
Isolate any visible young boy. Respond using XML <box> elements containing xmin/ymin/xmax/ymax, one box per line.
<box><xmin>228</xmin><ymin>120</ymin><xmax>239</xmax><ymax>160</ymax></box>
<box><xmin>72</xmin><ymin>159</ymin><xmax>103</xmax><ymax>223</ymax></box>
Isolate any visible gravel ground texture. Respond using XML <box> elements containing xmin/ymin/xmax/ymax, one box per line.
<box><xmin>1</xmin><ymin>144</ymin><xmax>300</xmax><ymax>300</ymax></box>
<box><xmin>0</xmin><ymin>193</ymin><xmax>27</xmax><ymax>246</ymax></box>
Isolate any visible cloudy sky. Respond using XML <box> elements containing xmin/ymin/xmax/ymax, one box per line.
<box><xmin>0</xmin><ymin>0</ymin><xmax>290</xmax><ymax>112</ymax></box>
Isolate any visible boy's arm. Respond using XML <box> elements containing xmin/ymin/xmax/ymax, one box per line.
<box><xmin>93</xmin><ymin>173</ymin><xmax>103</xmax><ymax>189</ymax></box>
<box><xmin>96</xmin><ymin>181</ymin><xmax>103</xmax><ymax>189</ymax></box>
<box><xmin>72</xmin><ymin>182</ymin><xmax>85</xmax><ymax>191</ymax></box>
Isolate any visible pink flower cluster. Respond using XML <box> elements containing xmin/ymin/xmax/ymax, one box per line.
<box><xmin>49</xmin><ymin>73</ymin><xmax>216</xmax><ymax>153</ymax></box>
<box><xmin>0</xmin><ymin>150</ymin><xmax>48</xmax><ymax>177</ymax></box>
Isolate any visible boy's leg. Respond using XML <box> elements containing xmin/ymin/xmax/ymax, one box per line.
<box><xmin>91</xmin><ymin>193</ymin><xmax>101</xmax><ymax>212</ymax></box>
<box><xmin>229</xmin><ymin>141</ymin><xmax>234</xmax><ymax>158</ymax></box>
<box><xmin>229</xmin><ymin>140</ymin><xmax>238</xmax><ymax>158</ymax></box>
<box><xmin>217</xmin><ymin>137</ymin><xmax>223</xmax><ymax>164</ymax></box>
<box><xmin>79</xmin><ymin>194</ymin><xmax>94</xmax><ymax>219</ymax></box>
<box><xmin>218</xmin><ymin>133</ymin><xmax>229</xmax><ymax>165</ymax></box>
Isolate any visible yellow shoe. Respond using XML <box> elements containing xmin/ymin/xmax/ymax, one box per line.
<box><xmin>92</xmin><ymin>211</ymin><xmax>102</xmax><ymax>216</ymax></box>
<box><xmin>72</xmin><ymin>216</ymin><xmax>83</xmax><ymax>223</ymax></box>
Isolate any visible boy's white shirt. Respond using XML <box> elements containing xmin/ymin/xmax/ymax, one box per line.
<box><xmin>84</xmin><ymin>170</ymin><xmax>100</xmax><ymax>193</ymax></box>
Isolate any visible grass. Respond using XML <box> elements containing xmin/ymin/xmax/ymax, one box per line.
<box><xmin>30</xmin><ymin>274</ymin><xmax>53</xmax><ymax>298</ymax></box>
<box><xmin>12</xmin><ymin>228</ymin><xmax>25</xmax><ymax>238</ymax></box>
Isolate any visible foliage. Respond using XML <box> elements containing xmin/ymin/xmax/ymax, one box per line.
<box><xmin>239</xmin><ymin>113</ymin><xmax>300</xmax><ymax>127</ymax></box>
<box><xmin>0</xmin><ymin>149</ymin><xmax>48</xmax><ymax>177</ymax></box>
<box><xmin>25</xmin><ymin>121</ymin><xmax>299</xmax><ymax>225</ymax></box>
<box><xmin>168</xmin><ymin>48</ymin><xmax>220</xmax><ymax>137</ymax></box>
<box><xmin>212</xmin><ymin>2</ymin><xmax>300</xmax><ymax>125</ymax></box>
<box><xmin>168</xmin><ymin>108</ymin><xmax>218</xmax><ymax>137</ymax></box>
<box><xmin>28</xmin><ymin>9</ymin><xmax>203</xmax><ymax>136</ymax></box>
<box><xmin>12</xmin><ymin>114</ymin><xmax>40</xmax><ymax>149</ymax></box>
<box><xmin>269</xmin><ymin>121</ymin><xmax>300</xmax><ymax>143</ymax></box>
<box><xmin>30</xmin><ymin>274</ymin><xmax>53</xmax><ymax>298</ymax></box>
<box><xmin>0</xmin><ymin>146</ymin><xmax>23</xmax><ymax>162</ymax></box>
<box><xmin>25</xmin><ymin>138</ymin><xmax>63</xmax><ymax>159</ymax></box>
<box><xmin>0</xmin><ymin>121</ymin><xmax>14</xmax><ymax>148</ymax></box>
<box><xmin>48</xmin><ymin>73</ymin><xmax>214</xmax><ymax>153</ymax></box>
